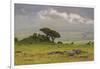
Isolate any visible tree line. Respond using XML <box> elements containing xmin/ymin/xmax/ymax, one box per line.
<box><xmin>15</xmin><ymin>27</ymin><xmax>61</xmax><ymax>44</ymax></box>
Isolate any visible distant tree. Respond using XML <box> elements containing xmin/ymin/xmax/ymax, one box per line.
<box><xmin>57</xmin><ymin>41</ymin><xmax>63</xmax><ymax>44</ymax></box>
<box><xmin>40</xmin><ymin>27</ymin><xmax>61</xmax><ymax>42</ymax></box>
<box><xmin>86</xmin><ymin>41</ymin><xmax>92</xmax><ymax>45</ymax></box>
<box><xmin>32</xmin><ymin>33</ymin><xmax>38</xmax><ymax>41</ymax></box>
<box><xmin>71</xmin><ymin>42</ymin><xmax>74</xmax><ymax>45</ymax></box>
<box><xmin>15</xmin><ymin>37</ymin><xmax>18</xmax><ymax>42</ymax></box>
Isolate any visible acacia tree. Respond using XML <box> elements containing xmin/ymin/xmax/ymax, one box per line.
<box><xmin>40</xmin><ymin>28</ymin><xmax>50</xmax><ymax>37</ymax></box>
<box><xmin>40</xmin><ymin>27</ymin><xmax>60</xmax><ymax>42</ymax></box>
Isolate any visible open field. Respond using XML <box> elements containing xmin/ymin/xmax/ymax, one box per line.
<box><xmin>14</xmin><ymin>4</ymin><xmax>94</xmax><ymax>66</ymax></box>
<box><xmin>15</xmin><ymin>42</ymin><xmax>94</xmax><ymax>65</ymax></box>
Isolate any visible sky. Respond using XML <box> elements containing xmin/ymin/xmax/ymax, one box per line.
<box><xmin>15</xmin><ymin>3</ymin><xmax>94</xmax><ymax>41</ymax></box>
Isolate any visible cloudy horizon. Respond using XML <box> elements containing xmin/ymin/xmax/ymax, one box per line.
<box><xmin>15</xmin><ymin>3</ymin><xmax>94</xmax><ymax>41</ymax></box>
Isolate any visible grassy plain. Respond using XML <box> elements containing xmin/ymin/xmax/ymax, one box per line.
<box><xmin>15</xmin><ymin>42</ymin><xmax>94</xmax><ymax>65</ymax></box>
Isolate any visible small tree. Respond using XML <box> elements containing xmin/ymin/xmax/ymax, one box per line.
<box><xmin>15</xmin><ymin>37</ymin><xmax>18</xmax><ymax>42</ymax></box>
<box><xmin>57</xmin><ymin>41</ymin><xmax>63</xmax><ymax>44</ymax></box>
<box><xmin>32</xmin><ymin>33</ymin><xmax>38</xmax><ymax>41</ymax></box>
<box><xmin>71</xmin><ymin>42</ymin><xmax>74</xmax><ymax>45</ymax></box>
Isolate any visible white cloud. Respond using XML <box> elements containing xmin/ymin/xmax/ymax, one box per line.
<box><xmin>37</xmin><ymin>8</ymin><xmax>93</xmax><ymax>24</ymax></box>
<box><xmin>38</xmin><ymin>8</ymin><xmax>68</xmax><ymax>20</ymax></box>
<box><xmin>85</xmin><ymin>19</ymin><xmax>94</xmax><ymax>24</ymax></box>
<box><xmin>68</xmin><ymin>13</ymin><xmax>86</xmax><ymax>24</ymax></box>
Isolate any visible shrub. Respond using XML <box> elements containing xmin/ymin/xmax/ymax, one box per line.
<box><xmin>86</xmin><ymin>41</ymin><xmax>92</xmax><ymax>45</ymax></box>
<box><xmin>70</xmin><ymin>42</ymin><xmax>74</xmax><ymax>45</ymax></box>
<box><xmin>57</xmin><ymin>41</ymin><xmax>63</xmax><ymax>44</ymax></box>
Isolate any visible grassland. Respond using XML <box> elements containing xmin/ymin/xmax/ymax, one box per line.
<box><xmin>15</xmin><ymin>42</ymin><xmax>94</xmax><ymax>65</ymax></box>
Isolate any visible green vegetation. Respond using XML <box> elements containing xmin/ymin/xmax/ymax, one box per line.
<box><xmin>15</xmin><ymin>27</ymin><xmax>94</xmax><ymax>65</ymax></box>
<box><xmin>15</xmin><ymin>42</ymin><xmax>94</xmax><ymax>65</ymax></box>
<box><xmin>19</xmin><ymin>33</ymin><xmax>51</xmax><ymax>44</ymax></box>
<box><xmin>15</xmin><ymin>27</ymin><xmax>61</xmax><ymax>44</ymax></box>
<box><xmin>40</xmin><ymin>27</ymin><xmax>60</xmax><ymax>42</ymax></box>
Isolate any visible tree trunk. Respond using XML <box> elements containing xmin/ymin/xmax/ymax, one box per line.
<box><xmin>51</xmin><ymin>37</ymin><xmax>55</xmax><ymax>43</ymax></box>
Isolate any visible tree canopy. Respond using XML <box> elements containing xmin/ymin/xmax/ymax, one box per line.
<box><xmin>40</xmin><ymin>27</ymin><xmax>61</xmax><ymax>42</ymax></box>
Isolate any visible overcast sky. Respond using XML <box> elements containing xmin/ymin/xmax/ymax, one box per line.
<box><xmin>15</xmin><ymin>3</ymin><xmax>94</xmax><ymax>41</ymax></box>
